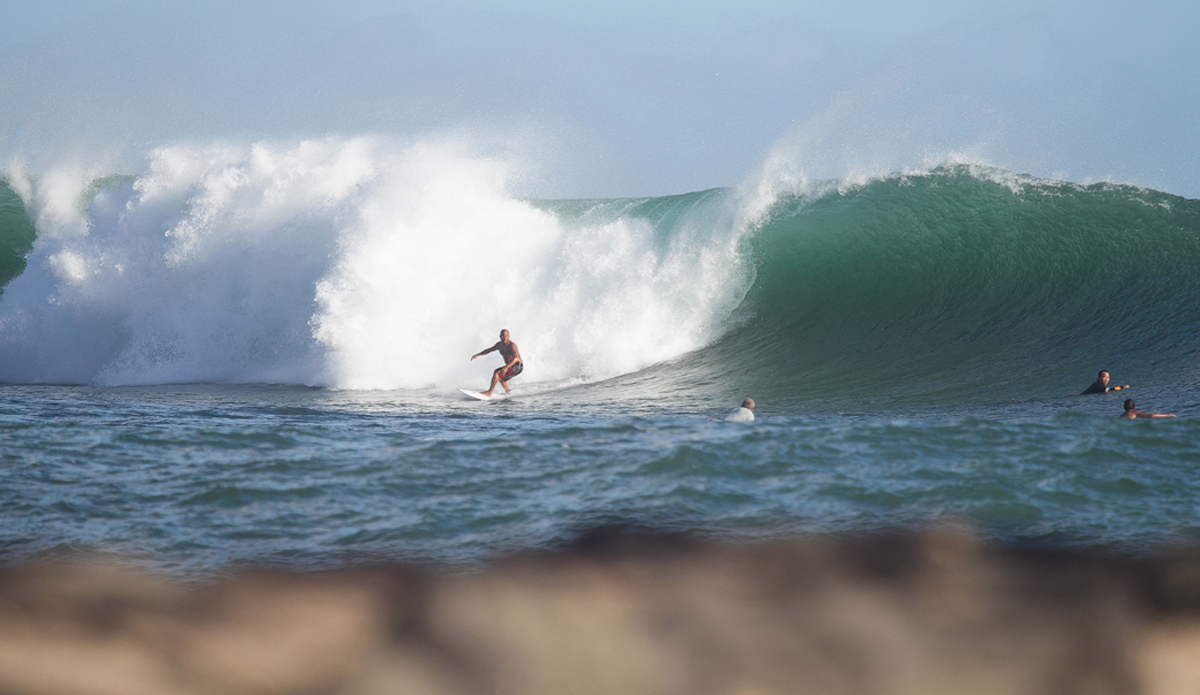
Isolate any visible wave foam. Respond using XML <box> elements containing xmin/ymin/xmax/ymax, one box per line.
<box><xmin>0</xmin><ymin>137</ymin><xmax>751</xmax><ymax>387</ymax></box>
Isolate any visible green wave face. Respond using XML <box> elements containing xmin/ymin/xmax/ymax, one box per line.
<box><xmin>3</xmin><ymin>162</ymin><xmax>1199</xmax><ymax>406</ymax></box>
<box><xmin>0</xmin><ymin>181</ymin><xmax>36</xmax><ymax>293</ymax></box>
<box><xmin>697</xmin><ymin>167</ymin><xmax>1200</xmax><ymax>407</ymax></box>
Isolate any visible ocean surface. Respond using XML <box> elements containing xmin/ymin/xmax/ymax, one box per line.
<box><xmin>3</xmin><ymin>142</ymin><xmax>1200</xmax><ymax>575</ymax></box>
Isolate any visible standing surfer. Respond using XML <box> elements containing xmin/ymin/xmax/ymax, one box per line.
<box><xmin>471</xmin><ymin>329</ymin><xmax>523</xmax><ymax>397</ymax></box>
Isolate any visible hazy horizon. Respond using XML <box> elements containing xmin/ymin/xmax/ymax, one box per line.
<box><xmin>2</xmin><ymin>0</ymin><xmax>1196</xmax><ymax>198</ymax></box>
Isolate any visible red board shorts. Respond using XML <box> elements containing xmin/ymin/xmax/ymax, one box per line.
<box><xmin>495</xmin><ymin>362</ymin><xmax>523</xmax><ymax>382</ymax></box>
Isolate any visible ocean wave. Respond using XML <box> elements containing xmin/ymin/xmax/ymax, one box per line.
<box><xmin>0</xmin><ymin>137</ymin><xmax>751</xmax><ymax>387</ymax></box>
<box><xmin>701</xmin><ymin>164</ymin><xmax>1200</xmax><ymax>406</ymax></box>
<box><xmin>2</xmin><ymin>148</ymin><xmax>1198</xmax><ymax>405</ymax></box>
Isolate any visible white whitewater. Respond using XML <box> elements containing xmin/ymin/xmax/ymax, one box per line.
<box><xmin>0</xmin><ymin>137</ymin><xmax>752</xmax><ymax>388</ymax></box>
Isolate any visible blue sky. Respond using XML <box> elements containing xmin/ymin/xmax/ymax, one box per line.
<box><xmin>1</xmin><ymin>0</ymin><xmax>1196</xmax><ymax>197</ymax></box>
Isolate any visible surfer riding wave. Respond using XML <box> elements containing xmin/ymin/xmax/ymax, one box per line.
<box><xmin>470</xmin><ymin>329</ymin><xmax>523</xmax><ymax>397</ymax></box>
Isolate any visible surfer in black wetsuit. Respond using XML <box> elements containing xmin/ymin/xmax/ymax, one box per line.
<box><xmin>471</xmin><ymin>329</ymin><xmax>523</xmax><ymax>397</ymax></box>
<box><xmin>1081</xmin><ymin>370</ymin><xmax>1128</xmax><ymax>395</ymax></box>
<box><xmin>1120</xmin><ymin>399</ymin><xmax>1175</xmax><ymax>419</ymax></box>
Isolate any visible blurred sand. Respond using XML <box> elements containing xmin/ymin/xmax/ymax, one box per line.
<box><xmin>1</xmin><ymin>529</ymin><xmax>1198</xmax><ymax>695</ymax></box>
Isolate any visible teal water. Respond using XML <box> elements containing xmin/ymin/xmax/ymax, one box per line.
<box><xmin>2</xmin><ymin>161</ymin><xmax>1200</xmax><ymax>573</ymax></box>
<box><xmin>709</xmin><ymin>167</ymin><xmax>1200</xmax><ymax>407</ymax></box>
<box><xmin>2</xmin><ymin>384</ymin><xmax>1198</xmax><ymax>574</ymax></box>
<box><xmin>0</xmin><ymin>181</ymin><xmax>35</xmax><ymax>292</ymax></box>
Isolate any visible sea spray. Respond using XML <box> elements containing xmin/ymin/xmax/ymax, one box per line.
<box><xmin>313</xmin><ymin>169</ymin><xmax>751</xmax><ymax>389</ymax></box>
<box><xmin>0</xmin><ymin>137</ymin><xmax>753</xmax><ymax>387</ymax></box>
<box><xmin>4</xmin><ymin>146</ymin><xmax>1199</xmax><ymax>405</ymax></box>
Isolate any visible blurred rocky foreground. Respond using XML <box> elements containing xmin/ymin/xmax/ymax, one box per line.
<box><xmin>4</xmin><ymin>529</ymin><xmax>1200</xmax><ymax>695</ymax></box>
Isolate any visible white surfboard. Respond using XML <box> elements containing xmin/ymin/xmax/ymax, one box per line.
<box><xmin>458</xmin><ymin>388</ymin><xmax>512</xmax><ymax>401</ymax></box>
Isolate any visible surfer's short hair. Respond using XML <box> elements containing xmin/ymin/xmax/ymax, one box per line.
<box><xmin>1124</xmin><ymin>399</ymin><xmax>1135</xmax><ymax>411</ymax></box>
<box><xmin>1099</xmin><ymin>370</ymin><xmax>1109</xmax><ymax>378</ymax></box>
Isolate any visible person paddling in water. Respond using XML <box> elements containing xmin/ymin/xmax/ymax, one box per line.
<box><xmin>724</xmin><ymin>398</ymin><xmax>755</xmax><ymax>422</ymax></box>
<box><xmin>1081</xmin><ymin>369</ymin><xmax>1129</xmax><ymax>395</ymax></box>
<box><xmin>471</xmin><ymin>329</ymin><xmax>523</xmax><ymax>397</ymax></box>
<box><xmin>1120</xmin><ymin>399</ymin><xmax>1175</xmax><ymax>419</ymax></box>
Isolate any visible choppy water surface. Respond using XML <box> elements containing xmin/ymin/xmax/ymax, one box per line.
<box><xmin>3</xmin><ymin>383</ymin><xmax>1199</xmax><ymax>574</ymax></box>
<box><xmin>3</xmin><ymin>161</ymin><xmax>1200</xmax><ymax>573</ymax></box>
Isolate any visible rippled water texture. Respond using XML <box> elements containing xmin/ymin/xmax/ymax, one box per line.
<box><xmin>3</xmin><ymin>384</ymin><xmax>1199</xmax><ymax>573</ymax></box>
<box><xmin>3</xmin><ymin>162</ymin><xmax>1200</xmax><ymax>572</ymax></box>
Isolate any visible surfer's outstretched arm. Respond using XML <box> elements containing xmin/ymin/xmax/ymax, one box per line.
<box><xmin>471</xmin><ymin>342</ymin><xmax>501</xmax><ymax>360</ymax></box>
<box><xmin>1121</xmin><ymin>398</ymin><xmax>1175</xmax><ymax>418</ymax></box>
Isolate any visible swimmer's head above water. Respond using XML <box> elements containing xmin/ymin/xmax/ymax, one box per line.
<box><xmin>1121</xmin><ymin>398</ymin><xmax>1175</xmax><ymax>419</ymax></box>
